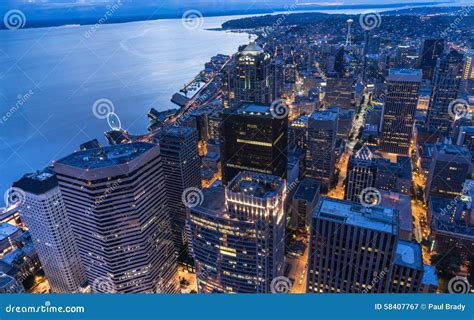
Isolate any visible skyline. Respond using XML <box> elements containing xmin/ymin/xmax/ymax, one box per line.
<box><xmin>0</xmin><ymin>0</ymin><xmax>473</xmax><ymax>305</ymax></box>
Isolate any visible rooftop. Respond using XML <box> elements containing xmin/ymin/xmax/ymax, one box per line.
<box><xmin>315</xmin><ymin>197</ymin><xmax>398</xmax><ymax>234</ymax></box>
<box><xmin>394</xmin><ymin>240</ymin><xmax>423</xmax><ymax>270</ymax></box>
<box><xmin>0</xmin><ymin>223</ymin><xmax>20</xmax><ymax>242</ymax></box>
<box><xmin>233</xmin><ymin>103</ymin><xmax>272</xmax><ymax>117</ymax></box>
<box><xmin>422</xmin><ymin>265</ymin><xmax>439</xmax><ymax>287</ymax></box>
<box><xmin>12</xmin><ymin>167</ymin><xmax>58</xmax><ymax>195</ymax></box>
<box><xmin>309</xmin><ymin>110</ymin><xmax>338</xmax><ymax>122</ymax></box>
<box><xmin>435</xmin><ymin>143</ymin><xmax>471</xmax><ymax>157</ymax></box>
<box><xmin>379</xmin><ymin>191</ymin><xmax>412</xmax><ymax>232</ymax></box>
<box><xmin>193</xmin><ymin>187</ymin><xmax>227</xmax><ymax>217</ymax></box>
<box><xmin>388</xmin><ymin>68</ymin><xmax>422</xmax><ymax>82</ymax></box>
<box><xmin>227</xmin><ymin>172</ymin><xmax>284</xmax><ymax>199</ymax></box>
<box><xmin>241</xmin><ymin>41</ymin><xmax>264</xmax><ymax>55</ymax></box>
<box><xmin>294</xmin><ymin>178</ymin><xmax>321</xmax><ymax>203</ymax></box>
<box><xmin>56</xmin><ymin>142</ymin><xmax>155</xmax><ymax>170</ymax></box>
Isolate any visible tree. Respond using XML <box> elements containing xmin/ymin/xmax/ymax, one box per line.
<box><xmin>431</xmin><ymin>251</ymin><xmax>462</xmax><ymax>278</ymax></box>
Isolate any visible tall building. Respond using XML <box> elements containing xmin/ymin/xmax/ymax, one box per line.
<box><xmin>305</xmin><ymin>111</ymin><xmax>338</xmax><ymax>189</ymax></box>
<box><xmin>307</xmin><ymin>197</ymin><xmax>398</xmax><ymax>293</ymax></box>
<box><xmin>324</xmin><ymin>77</ymin><xmax>354</xmax><ymax>110</ymax></box>
<box><xmin>290</xmin><ymin>178</ymin><xmax>321</xmax><ymax>231</ymax></box>
<box><xmin>419</xmin><ymin>39</ymin><xmax>444</xmax><ymax>81</ymax></box>
<box><xmin>188</xmin><ymin>172</ymin><xmax>286</xmax><ymax>293</ymax></box>
<box><xmin>345</xmin><ymin>146</ymin><xmax>378</xmax><ymax>202</ymax></box>
<box><xmin>390</xmin><ymin>241</ymin><xmax>424</xmax><ymax>293</ymax></box>
<box><xmin>13</xmin><ymin>168</ymin><xmax>86</xmax><ymax>293</ymax></box>
<box><xmin>53</xmin><ymin>143</ymin><xmax>178</xmax><ymax>293</ymax></box>
<box><xmin>159</xmin><ymin>126</ymin><xmax>202</xmax><ymax>254</ymax></box>
<box><xmin>425</xmin><ymin>144</ymin><xmax>471</xmax><ymax>200</ymax></box>
<box><xmin>462</xmin><ymin>50</ymin><xmax>474</xmax><ymax>81</ymax></box>
<box><xmin>221</xmin><ymin>103</ymin><xmax>288</xmax><ymax>185</ymax></box>
<box><xmin>426</xmin><ymin>50</ymin><xmax>464</xmax><ymax>135</ymax></box>
<box><xmin>380</xmin><ymin>69</ymin><xmax>422</xmax><ymax>155</ymax></box>
<box><xmin>228</xmin><ymin>41</ymin><xmax>274</xmax><ymax>107</ymax></box>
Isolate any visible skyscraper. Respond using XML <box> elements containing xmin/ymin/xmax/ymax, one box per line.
<box><xmin>221</xmin><ymin>103</ymin><xmax>288</xmax><ymax>185</ymax></box>
<box><xmin>426</xmin><ymin>50</ymin><xmax>464</xmax><ymax>135</ymax></box>
<box><xmin>229</xmin><ymin>41</ymin><xmax>274</xmax><ymax>107</ymax></box>
<box><xmin>425</xmin><ymin>144</ymin><xmax>471</xmax><ymax>200</ymax></box>
<box><xmin>13</xmin><ymin>168</ymin><xmax>87</xmax><ymax>293</ymax></box>
<box><xmin>188</xmin><ymin>172</ymin><xmax>286</xmax><ymax>293</ymax></box>
<box><xmin>345</xmin><ymin>146</ymin><xmax>378</xmax><ymax>202</ymax></box>
<box><xmin>305</xmin><ymin>111</ymin><xmax>338</xmax><ymax>189</ymax></box>
<box><xmin>159</xmin><ymin>126</ymin><xmax>202</xmax><ymax>255</ymax></box>
<box><xmin>380</xmin><ymin>69</ymin><xmax>422</xmax><ymax>155</ymax></box>
<box><xmin>419</xmin><ymin>39</ymin><xmax>444</xmax><ymax>81</ymax></box>
<box><xmin>307</xmin><ymin>197</ymin><xmax>398</xmax><ymax>293</ymax></box>
<box><xmin>53</xmin><ymin>143</ymin><xmax>178</xmax><ymax>293</ymax></box>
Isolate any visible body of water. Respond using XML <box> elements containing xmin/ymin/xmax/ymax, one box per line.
<box><xmin>0</xmin><ymin>3</ymin><xmax>447</xmax><ymax>199</ymax></box>
<box><xmin>0</xmin><ymin>15</ymin><xmax>251</xmax><ymax>197</ymax></box>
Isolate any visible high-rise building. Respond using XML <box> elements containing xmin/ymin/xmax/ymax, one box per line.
<box><xmin>13</xmin><ymin>168</ymin><xmax>87</xmax><ymax>293</ymax></box>
<box><xmin>419</xmin><ymin>39</ymin><xmax>444</xmax><ymax>80</ymax></box>
<box><xmin>159</xmin><ymin>126</ymin><xmax>202</xmax><ymax>254</ymax></box>
<box><xmin>305</xmin><ymin>111</ymin><xmax>338</xmax><ymax>189</ymax></box>
<box><xmin>228</xmin><ymin>41</ymin><xmax>274</xmax><ymax>107</ymax></box>
<box><xmin>345</xmin><ymin>146</ymin><xmax>378</xmax><ymax>202</ymax></box>
<box><xmin>307</xmin><ymin>197</ymin><xmax>398</xmax><ymax>293</ymax></box>
<box><xmin>188</xmin><ymin>172</ymin><xmax>286</xmax><ymax>293</ymax></box>
<box><xmin>426</xmin><ymin>50</ymin><xmax>464</xmax><ymax>135</ymax></box>
<box><xmin>425</xmin><ymin>144</ymin><xmax>471</xmax><ymax>200</ymax></box>
<box><xmin>462</xmin><ymin>50</ymin><xmax>474</xmax><ymax>81</ymax></box>
<box><xmin>324</xmin><ymin>77</ymin><xmax>354</xmax><ymax>110</ymax></box>
<box><xmin>221</xmin><ymin>103</ymin><xmax>288</xmax><ymax>185</ymax></box>
<box><xmin>380</xmin><ymin>69</ymin><xmax>422</xmax><ymax>155</ymax></box>
<box><xmin>290</xmin><ymin>178</ymin><xmax>321</xmax><ymax>231</ymax></box>
<box><xmin>390</xmin><ymin>241</ymin><xmax>424</xmax><ymax>293</ymax></box>
<box><xmin>53</xmin><ymin>143</ymin><xmax>178</xmax><ymax>293</ymax></box>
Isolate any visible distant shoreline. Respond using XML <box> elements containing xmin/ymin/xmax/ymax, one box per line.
<box><xmin>0</xmin><ymin>1</ymin><xmax>452</xmax><ymax>31</ymax></box>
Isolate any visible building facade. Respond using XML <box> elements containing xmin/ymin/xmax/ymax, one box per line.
<box><xmin>13</xmin><ymin>168</ymin><xmax>87</xmax><ymax>293</ymax></box>
<box><xmin>53</xmin><ymin>143</ymin><xmax>178</xmax><ymax>293</ymax></box>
